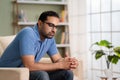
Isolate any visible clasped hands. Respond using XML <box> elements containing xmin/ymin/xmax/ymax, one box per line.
<box><xmin>57</xmin><ymin>57</ymin><xmax>79</xmax><ymax>70</ymax></box>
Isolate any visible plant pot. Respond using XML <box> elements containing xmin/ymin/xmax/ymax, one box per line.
<box><xmin>101</xmin><ymin>69</ymin><xmax>118</xmax><ymax>80</ymax></box>
<box><xmin>104</xmin><ymin>69</ymin><xmax>113</xmax><ymax>80</ymax></box>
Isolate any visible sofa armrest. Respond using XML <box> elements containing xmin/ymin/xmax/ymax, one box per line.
<box><xmin>0</xmin><ymin>68</ymin><xmax>29</xmax><ymax>80</ymax></box>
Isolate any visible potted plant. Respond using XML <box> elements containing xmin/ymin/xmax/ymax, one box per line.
<box><xmin>90</xmin><ymin>40</ymin><xmax>120</xmax><ymax>79</ymax></box>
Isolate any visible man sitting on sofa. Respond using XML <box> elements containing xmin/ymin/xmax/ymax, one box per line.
<box><xmin>0</xmin><ymin>11</ymin><xmax>79</xmax><ymax>80</ymax></box>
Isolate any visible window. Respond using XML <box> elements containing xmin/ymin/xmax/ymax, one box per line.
<box><xmin>87</xmin><ymin>0</ymin><xmax>120</xmax><ymax>80</ymax></box>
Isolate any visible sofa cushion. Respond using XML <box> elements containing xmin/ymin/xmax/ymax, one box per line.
<box><xmin>0</xmin><ymin>68</ymin><xmax>29</xmax><ymax>80</ymax></box>
<box><xmin>0</xmin><ymin>35</ymin><xmax>16</xmax><ymax>56</ymax></box>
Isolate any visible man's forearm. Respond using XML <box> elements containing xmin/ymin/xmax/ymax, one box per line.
<box><xmin>54</xmin><ymin>58</ymin><xmax>64</xmax><ymax>63</ymax></box>
<box><xmin>26</xmin><ymin>62</ymin><xmax>61</xmax><ymax>71</ymax></box>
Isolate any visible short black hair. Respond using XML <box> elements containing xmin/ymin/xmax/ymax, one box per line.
<box><xmin>38</xmin><ymin>11</ymin><xmax>59</xmax><ymax>22</ymax></box>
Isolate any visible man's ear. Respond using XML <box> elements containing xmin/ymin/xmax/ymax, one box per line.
<box><xmin>38</xmin><ymin>20</ymin><xmax>42</xmax><ymax>26</ymax></box>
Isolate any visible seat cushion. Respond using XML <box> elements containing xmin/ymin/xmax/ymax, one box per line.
<box><xmin>0</xmin><ymin>35</ymin><xmax>16</xmax><ymax>56</ymax></box>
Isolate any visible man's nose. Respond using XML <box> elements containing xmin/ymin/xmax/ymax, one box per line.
<box><xmin>52</xmin><ymin>27</ymin><xmax>57</xmax><ymax>32</ymax></box>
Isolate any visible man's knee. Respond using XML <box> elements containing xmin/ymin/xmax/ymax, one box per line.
<box><xmin>65</xmin><ymin>70</ymin><xmax>74</xmax><ymax>77</ymax></box>
<box><xmin>38</xmin><ymin>71</ymin><xmax>50</xmax><ymax>80</ymax></box>
<box><xmin>30</xmin><ymin>71</ymin><xmax>50</xmax><ymax>80</ymax></box>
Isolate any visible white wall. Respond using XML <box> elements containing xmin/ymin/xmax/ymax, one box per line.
<box><xmin>68</xmin><ymin>0</ymin><xmax>87</xmax><ymax>80</ymax></box>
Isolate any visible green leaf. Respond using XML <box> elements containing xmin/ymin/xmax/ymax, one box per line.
<box><xmin>94</xmin><ymin>42</ymin><xmax>99</xmax><ymax>45</ymax></box>
<box><xmin>114</xmin><ymin>47</ymin><xmax>120</xmax><ymax>57</ymax></box>
<box><xmin>107</xmin><ymin>45</ymin><xmax>113</xmax><ymax>48</ymax></box>
<box><xmin>99</xmin><ymin>40</ymin><xmax>111</xmax><ymax>47</ymax></box>
<box><xmin>108</xmin><ymin>55</ymin><xmax>119</xmax><ymax>64</ymax></box>
<box><xmin>95</xmin><ymin>50</ymin><xmax>104</xmax><ymax>59</ymax></box>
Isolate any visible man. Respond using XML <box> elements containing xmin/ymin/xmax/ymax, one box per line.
<box><xmin>0</xmin><ymin>11</ymin><xmax>78</xmax><ymax>80</ymax></box>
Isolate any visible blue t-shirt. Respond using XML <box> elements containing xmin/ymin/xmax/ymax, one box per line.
<box><xmin>0</xmin><ymin>24</ymin><xmax>58</xmax><ymax>67</ymax></box>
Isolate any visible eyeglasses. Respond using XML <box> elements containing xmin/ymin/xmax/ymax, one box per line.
<box><xmin>44</xmin><ymin>22</ymin><xmax>57</xmax><ymax>29</ymax></box>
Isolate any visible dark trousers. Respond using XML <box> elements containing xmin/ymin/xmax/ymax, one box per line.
<box><xmin>30</xmin><ymin>70</ymin><xmax>73</xmax><ymax>80</ymax></box>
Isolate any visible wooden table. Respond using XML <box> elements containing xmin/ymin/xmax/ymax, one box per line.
<box><xmin>100</xmin><ymin>77</ymin><xmax>117</xmax><ymax>80</ymax></box>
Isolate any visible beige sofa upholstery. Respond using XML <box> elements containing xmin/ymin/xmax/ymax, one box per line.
<box><xmin>0</xmin><ymin>35</ymin><xmax>29</xmax><ymax>80</ymax></box>
<box><xmin>0</xmin><ymin>35</ymin><xmax>83</xmax><ymax>80</ymax></box>
<box><xmin>0</xmin><ymin>68</ymin><xmax>29</xmax><ymax>80</ymax></box>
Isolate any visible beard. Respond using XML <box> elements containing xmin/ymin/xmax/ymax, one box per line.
<box><xmin>42</xmin><ymin>32</ymin><xmax>55</xmax><ymax>39</ymax></box>
<box><xmin>43</xmin><ymin>34</ymin><xmax>53</xmax><ymax>39</ymax></box>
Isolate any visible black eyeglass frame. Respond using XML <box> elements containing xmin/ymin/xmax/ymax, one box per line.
<box><xmin>43</xmin><ymin>22</ymin><xmax>58</xmax><ymax>29</ymax></box>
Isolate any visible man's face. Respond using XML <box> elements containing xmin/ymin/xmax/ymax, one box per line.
<box><xmin>38</xmin><ymin>16</ymin><xmax>59</xmax><ymax>39</ymax></box>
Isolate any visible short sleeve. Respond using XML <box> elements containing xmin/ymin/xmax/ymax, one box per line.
<box><xmin>19</xmin><ymin>28</ymin><xmax>35</xmax><ymax>56</ymax></box>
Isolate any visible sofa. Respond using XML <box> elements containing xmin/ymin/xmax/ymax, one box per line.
<box><xmin>0</xmin><ymin>35</ymin><xmax>83</xmax><ymax>80</ymax></box>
